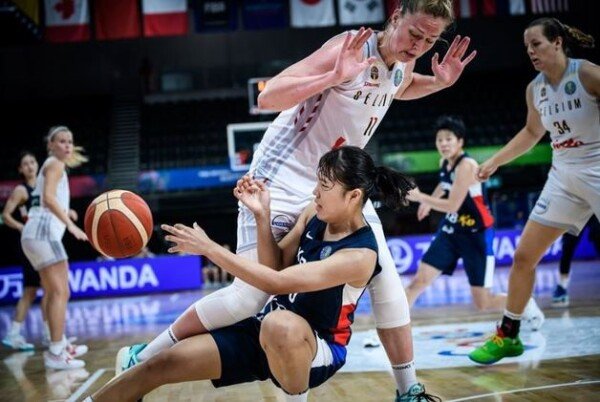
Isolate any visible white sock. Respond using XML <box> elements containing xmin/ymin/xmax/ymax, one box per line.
<box><xmin>392</xmin><ymin>360</ymin><xmax>418</xmax><ymax>394</ymax></box>
<box><xmin>43</xmin><ymin>321</ymin><xmax>51</xmax><ymax>340</ymax></box>
<box><xmin>9</xmin><ymin>321</ymin><xmax>22</xmax><ymax>336</ymax></box>
<box><xmin>137</xmin><ymin>325</ymin><xmax>178</xmax><ymax>362</ymax></box>
<box><xmin>49</xmin><ymin>339</ymin><xmax>66</xmax><ymax>355</ymax></box>
<box><xmin>283</xmin><ymin>389</ymin><xmax>308</xmax><ymax>402</ymax></box>
<box><xmin>504</xmin><ymin>309</ymin><xmax>522</xmax><ymax>320</ymax></box>
<box><xmin>559</xmin><ymin>275</ymin><xmax>570</xmax><ymax>289</ymax></box>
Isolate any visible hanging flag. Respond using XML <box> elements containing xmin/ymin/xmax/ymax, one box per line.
<box><xmin>482</xmin><ymin>0</ymin><xmax>497</xmax><ymax>16</ymax></box>
<box><xmin>192</xmin><ymin>0</ymin><xmax>238</xmax><ymax>32</ymax></box>
<box><xmin>291</xmin><ymin>0</ymin><xmax>336</xmax><ymax>28</ymax></box>
<box><xmin>242</xmin><ymin>0</ymin><xmax>288</xmax><ymax>30</ymax></box>
<box><xmin>142</xmin><ymin>0</ymin><xmax>188</xmax><ymax>37</ymax></box>
<box><xmin>507</xmin><ymin>0</ymin><xmax>525</xmax><ymax>14</ymax></box>
<box><xmin>338</xmin><ymin>0</ymin><xmax>385</xmax><ymax>26</ymax></box>
<box><xmin>385</xmin><ymin>0</ymin><xmax>398</xmax><ymax>18</ymax></box>
<box><xmin>14</xmin><ymin>0</ymin><xmax>39</xmax><ymax>24</ymax></box>
<box><xmin>454</xmin><ymin>0</ymin><xmax>478</xmax><ymax>18</ymax></box>
<box><xmin>94</xmin><ymin>0</ymin><xmax>140</xmax><ymax>40</ymax></box>
<box><xmin>44</xmin><ymin>0</ymin><xmax>90</xmax><ymax>42</ymax></box>
<box><xmin>531</xmin><ymin>0</ymin><xmax>564</xmax><ymax>13</ymax></box>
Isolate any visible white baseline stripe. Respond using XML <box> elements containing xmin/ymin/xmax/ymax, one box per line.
<box><xmin>66</xmin><ymin>368</ymin><xmax>108</xmax><ymax>402</ymax></box>
<box><xmin>446</xmin><ymin>379</ymin><xmax>600</xmax><ymax>402</ymax></box>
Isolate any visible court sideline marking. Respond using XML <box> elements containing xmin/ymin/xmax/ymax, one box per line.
<box><xmin>446</xmin><ymin>379</ymin><xmax>600</xmax><ymax>401</ymax></box>
<box><xmin>66</xmin><ymin>368</ymin><xmax>109</xmax><ymax>402</ymax></box>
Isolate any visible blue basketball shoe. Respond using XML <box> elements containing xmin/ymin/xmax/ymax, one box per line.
<box><xmin>396</xmin><ymin>383</ymin><xmax>441</xmax><ymax>401</ymax></box>
<box><xmin>552</xmin><ymin>285</ymin><xmax>569</xmax><ymax>307</ymax></box>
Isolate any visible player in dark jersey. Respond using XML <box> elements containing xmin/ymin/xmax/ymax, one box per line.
<box><xmin>2</xmin><ymin>151</ymin><xmax>44</xmax><ymax>350</ymax></box>
<box><xmin>405</xmin><ymin>117</ymin><xmax>543</xmax><ymax>320</ymax></box>
<box><xmin>85</xmin><ymin>147</ymin><xmax>438</xmax><ymax>402</ymax></box>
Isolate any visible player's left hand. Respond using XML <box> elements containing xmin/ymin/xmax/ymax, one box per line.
<box><xmin>432</xmin><ymin>35</ymin><xmax>477</xmax><ymax>88</ymax></box>
<box><xmin>162</xmin><ymin>222</ymin><xmax>215</xmax><ymax>256</ymax></box>
<box><xmin>68</xmin><ymin>209</ymin><xmax>78</xmax><ymax>221</ymax></box>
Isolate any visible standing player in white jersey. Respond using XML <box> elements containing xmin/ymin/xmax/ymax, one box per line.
<box><xmin>469</xmin><ymin>18</ymin><xmax>598</xmax><ymax>365</ymax></box>
<box><xmin>121</xmin><ymin>1</ymin><xmax>476</xmax><ymax>399</ymax></box>
<box><xmin>21</xmin><ymin>126</ymin><xmax>90</xmax><ymax>369</ymax></box>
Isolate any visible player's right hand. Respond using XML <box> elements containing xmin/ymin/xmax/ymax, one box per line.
<box><xmin>476</xmin><ymin>159</ymin><xmax>498</xmax><ymax>182</ymax></box>
<box><xmin>68</xmin><ymin>223</ymin><xmax>88</xmax><ymax>241</ymax></box>
<box><xmin>233</xmin><ymin>175</ymin><xmax>270</xmax><ymax>218</ymax></box>
<box><xmin>331</xmin><ymin>27</ymin><xmax>376</xmax><ymax>85</ymax></box>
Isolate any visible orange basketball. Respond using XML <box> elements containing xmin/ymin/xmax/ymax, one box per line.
<box><xmin>84</xmin><ymin>190</ymin><xmax>153</xmax><ymax>258</ymax></box>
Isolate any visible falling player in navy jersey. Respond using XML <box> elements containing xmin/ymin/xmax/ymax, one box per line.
<box><xmin>85</xmin><ymin>146</ymin><xmax>439</xmax><ymax>402</ymax></box>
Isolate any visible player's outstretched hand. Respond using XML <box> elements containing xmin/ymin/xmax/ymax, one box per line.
<box><xmin>331</xmin><ymin>27</ymin><xmax>377</xmax><ymax>85</ymax></box>
<box><xmin>476</xmin><ymin>159</ymin><xmax>498</xmax><ymax>182</ymax></box>
<box><xmin>163</xmin><ymin>222</ymin><xmax>215</xmax><ymax>256</ymax></box>
<box><xmin>233</xmin><ymin>175</ymin><xmax>270</xmax><ymax>218</ymax></box>
<box><xmin>432</xmin><ymin>35</ymin><xmax>477</xmax><ymax>88</ymax></box>
<box><xmin>406</xmin><ymin>187</ymin><xmax>422</xmax><ymax>203</ymax></box>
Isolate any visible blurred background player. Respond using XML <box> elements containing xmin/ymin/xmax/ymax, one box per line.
<box><xmin>470</xmin><ymin>18</ymin><xmax>598</xmax><ymax>365</ymax></box>
<box><xmin>20</xmin><ymin>126</ymin><xmax>90</xmax><ymax>369</ymax></box>
<box><xmin>405</xmin><ymin>116</ymin><xmax>544</xmax><ymax>322</ymax></box>
<box><xmin>553</xmin><ymin>216</ymin><xmax>600</xmax><ymax>307</ymax></box>
<box><xmin>2</xmin><ymin>151</ymin><xmax>44</xmax><ymax>351</ymax></box>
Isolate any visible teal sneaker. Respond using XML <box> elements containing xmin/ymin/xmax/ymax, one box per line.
<box><xmin>116</xmin><ymin>343</ymin><xmax>147</xmax><ymax>376</ymax></box>
<box><xmin>468</xmin><ymin>329</ymin><xmax>524</xmax><ymax>365</ymax></box>
<box><xmin>396</xmin><ymin>383</ymin><xmax>441</xmax><ymax>401</ymax></box>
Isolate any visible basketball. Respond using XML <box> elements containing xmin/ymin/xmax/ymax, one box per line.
<box><xmin>84</xmin><ymin>190</ymin><xmax>153</xmax><ymax>258</ymax></box>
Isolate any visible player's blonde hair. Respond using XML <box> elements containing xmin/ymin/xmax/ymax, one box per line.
<box><xmin>527</xmin><ymin>18</ymin><xmax>595</xmax><ymax>56</ymax></box>
<box><xmin>46</xmin><ymin>125</ymin><xmax>88</xmax><ymax>168</ymax></box>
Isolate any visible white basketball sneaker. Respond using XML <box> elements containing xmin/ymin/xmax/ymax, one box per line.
<box><xmin>2</xmin><ymin>333</ymin><xmax>34</xmax><ymax>351</ymax></box>
<box><xmin>523</xmin><ymin>297</ymin><xmax>545</xmax><ymax>331</ymax></box>
<box><xmin>44</xmin><ymin>349</ymin><xmax>85</xmax><ymax>370</ymax></box>
<box><xmin>66</xmin><ymin>341</ymin><xmax>88</xmax><ymax>358</ymax></box>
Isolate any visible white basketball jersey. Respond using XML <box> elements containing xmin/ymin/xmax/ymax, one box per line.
<box><xmin>532</xmin><ymin>58</ymin><xmax>600</xmax><ymax>165</ymax></box>
<box><xmin>22</xmin><ymin>157</ymin><xmax>70</xmax><ymax>241</ymax></box>
<box><xmin>251</xmin><ymin>32</ymin><xmax>406</xmax><ymax>198</ymax></box>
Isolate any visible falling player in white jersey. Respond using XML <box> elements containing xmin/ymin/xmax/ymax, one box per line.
<box><xmin>469</xmin><ymin>18</ymin><xmax>598</xmax><ymax>365</ymax></box>
<box><xmin>120</xmin><ymin>1</ymin><xmax>475</xmax><ymax>400</ymax></box>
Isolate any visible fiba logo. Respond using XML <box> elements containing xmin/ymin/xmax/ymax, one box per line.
<box><xmin>387</xmin><ymin>238</ymin><xmax>413</xmax><ymax>274</ymax></box>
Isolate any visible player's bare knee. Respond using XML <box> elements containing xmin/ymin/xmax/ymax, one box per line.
<box><xmin>260</xmin><ymin>311</ymin><xmax>306</xmax><ymax>350</ymax></box>
<box><xmin>512</xmin><ymin>248</ymin><xmax>537</xmax><ymax>271</ymax></box>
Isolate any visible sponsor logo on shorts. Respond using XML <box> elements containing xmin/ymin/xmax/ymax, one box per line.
<box><xmin>534</xmin><ymin>197</ymin><xmax>550</xmax><ymax>214</ymax></box>
<box><xmin>271</xmin><ymin>215</ymin><xmax>294</xmax><ymax>230</ymax></box>
<box><xmin>320</xmin><ymin>246</ymin><xmax>332</xmax><ymax>260</ymax></box>
<box><xmin>564</xmin><ymin>81</ymin><xmax>576</xmax><ymax>95</ymax></box>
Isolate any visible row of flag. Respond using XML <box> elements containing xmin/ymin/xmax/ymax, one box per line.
<box><xmin>11</xmin><ymin>0</ymin><xmax>571</xmax><ymax>44</ymax></box>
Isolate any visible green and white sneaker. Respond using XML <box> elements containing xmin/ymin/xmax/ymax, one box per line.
<box><xmin>396</xmin><ymin>383</ymin><xmax>441</xmax><ymax>402</ymax></box>
<box><xmin>116</xmin><ymin>343</ymin><xmax>147</xmax><ymax>376</ymax></box>
<box><xmin>469</xmin><ymin>329</ymin><xmax>524</xmax><ymax>365</ymax></box>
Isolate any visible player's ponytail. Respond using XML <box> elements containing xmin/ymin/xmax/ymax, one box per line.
<box><xmin>373</xmin><ymin>166</ymin><xmax>415</xmax><ymax>209</ymax></box>
<box><xmin>46</xmin><ymin>126</ymin><xmax>88</xmax><ymax>168</ymax></box>
<box><xmin>528</xmin><ymin>18</ymin><xmax>595</xmax><ymax>56</ymax></box>
<box><xmin>317</xmin><ymin>146</ymin><xmax>415</xmax><ymax>210</ymax></box>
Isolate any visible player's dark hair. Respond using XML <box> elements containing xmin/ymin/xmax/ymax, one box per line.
<box><xmin>434</xmin><ymin>115</ymin><xmax>466</xmax><ymax>141</ymax></box>
<box><xmin>527</xmin><ymin>18</ymin><xmax>595</xmax><ymax>56</ymax></box>
<box><xmin>317</xmin><ymin>146</ymin><xmax>415</xmax><ymax>210</ymax></box>
<box><xmin>18</xmin><ymin>150</ymin><xmax>36</xmax><ymax>166</ymax></box>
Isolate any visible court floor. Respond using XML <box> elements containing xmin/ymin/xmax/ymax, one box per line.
<box><xmin>1</xmin><ymin>260</ymin><xmax>599</xmax><ymax>401</ymax></box>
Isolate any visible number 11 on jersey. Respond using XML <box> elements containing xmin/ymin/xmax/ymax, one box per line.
<box><xmin>363</xmin><ymin>117</ymin><xmax>378</xmax><ymax>137</ymax></box>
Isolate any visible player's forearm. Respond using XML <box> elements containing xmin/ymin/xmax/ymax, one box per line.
<box><xmin>398</xmin><ymin>74</ymin><xmax>448</xmax><ymax>100</ymax></box>
<box><xmin>255</xmin><ymin>212</ymin><xmax>284</xmax><ymax>271</ymax></box>
<box><xmin>258</xmin><ymin>71</ymin><xmax>338</xmax><ymax>111</ymax></box>
<box><xmin>489</xmin><ymin>127</ymin><xmax>541</xmax><ymax>167</ymax></box>
<box><xmin>43</xmin><ymin>195</ymin><xmax>72</xmax><ymax>227</ymax></box>
<box><xmin>1</xmin><ymin>213</ymin><xmax>24</xmax><ymax>232</ymax></box>
<box><xmin>418</xmin><ymin>193</ymin><xmax>459</xmax><ymax>214</ymax></box>
<box><xmin>206</xmin><ymin>244</ymin><xmax>284</xmax><ymax>294</ymax></box>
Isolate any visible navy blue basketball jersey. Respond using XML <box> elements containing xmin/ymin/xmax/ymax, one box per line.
<box><xmin>258</xmin><ymin>215</ymin><xmax>380</xmax><ymax>346</ymax></box>
<box><xmin>18</xmin><ymin>182</ymin><xmax>35</xmax><ymax>222</ymax></box>
<box><xmin>439</xmin><ymin>153</ymin><xmax>494</xmax><ymax>233</ymax></box>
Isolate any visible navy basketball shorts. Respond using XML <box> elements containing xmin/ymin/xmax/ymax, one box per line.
<box><xmin>421</xmin><ymin>227</ymin><xmax>495</xmax><ymax>287</ymax></box>
<box><xmin>210</xmin><ymin>317</ymin><xmax>347</xmax><ymax>389</ymax></box>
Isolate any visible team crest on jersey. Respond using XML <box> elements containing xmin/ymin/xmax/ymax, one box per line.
<box><xmin>394</xmin><ymin>69</ymin><xmax>403</xmax><ymax>86</ymax></box>
<box><xmin>564</xmin><ymin>81</ymin><xmax>576</xmax><ymax>95</ymax></box>
<box><xmin>320</xmin><ymin>246</ymin><xmax>332</xmax><ymax>260</ymax></box>
<box><xmin>540</xmin><ymin>87</ymin><xmax>546</xmax><ymax>98</ymax></box>
<box><xmin>370</xmin><ymin>66</ymin><xmax>379</xmax><ymax>81</ymax></box>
